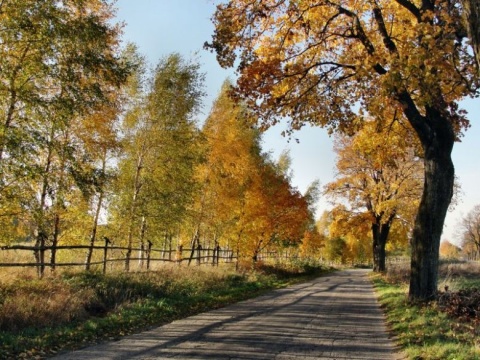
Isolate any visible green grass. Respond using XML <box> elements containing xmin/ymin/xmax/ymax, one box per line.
<box><xmin>373</xmin><ymin>272</ymin><xmax>480</xmax><ymax>360</ymax></box>
<box><xmin>0</xmin><ymin>262</ymin><xmax>329</xmax><ymax>359</ymax></box>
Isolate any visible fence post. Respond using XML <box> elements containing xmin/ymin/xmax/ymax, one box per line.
<box><xmin>103</xmin><ymin>237</ymin><xmax>111</xmax><ymax>274</ymax></box>
<box><xmin>211</xmin><ymin>246</ymin><xmax>216</xmax><ymax>266</ymax></box>
<box><xmin>196</xmin><ymin>244</ymin><xmax>202</xmax><ymax>266</ymax></box>
<box><xmin>146</xmin><ymin>241</ymin><xmax>153</xmax><ymax>270</ymax></box>
<box><xmin>216</xmin><ymin>245</ymin><xmax>221</xmax><ymax>266</ymax></box>
<box><xmin>176</xmin><ymin>245</ymin><xmax>183</xmax><ymax>265</ymax></box>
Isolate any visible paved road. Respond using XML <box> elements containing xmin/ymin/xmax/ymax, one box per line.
<box><xmin>53</xmin><ymin>269</ymin><xmax>402</xmax><ymax>359</ymax></box>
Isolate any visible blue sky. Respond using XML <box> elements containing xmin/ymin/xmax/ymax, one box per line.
<box><xmin>114</xmin><ymin>0</ymin><xmax>480</xmax><ymax>244</ymax></box>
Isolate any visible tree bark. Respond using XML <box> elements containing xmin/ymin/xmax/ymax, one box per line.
<box><xmin>86</xmin><ymin>153</ymin><xmax>107</xmax><ymax>271</ymax></box>
<box><xmin>462</xmin><ymin>0</ymin><xmax>480</xmax><ymax>73</ymax></box>
<box><xmin>395</xmin><ymin>86</ymin><xmax>456</xmax><ymax>302</ymax></box>
<box><xmin>409</xmin><ymin>139</ymin><xmax>454</xmax><ymax>301</ymax></box>
<box><xmin>372</xmin><ymin>220</ymin><xmax>392</xmax><ymax>272</ymax></box>
<box><xmin>50</xmin><ymin>213</ymin><xmax>61</xmax><ymax>272</ymax></box>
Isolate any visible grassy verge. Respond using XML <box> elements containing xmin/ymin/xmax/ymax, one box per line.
<box><xmin>0</xmin><ymin>261</ymin><xmax>329</xmax><ymax>359</ymax></box>
<box><xmin>372</xmin><ymin>262</ymin><xmax>480</xmax><ymax>360</ymax></box>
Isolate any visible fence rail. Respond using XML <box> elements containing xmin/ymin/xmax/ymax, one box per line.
<box><xmin>0</xmin><ymin>239</ymin><xmax>238</xmax><ymax>274</ymax></box>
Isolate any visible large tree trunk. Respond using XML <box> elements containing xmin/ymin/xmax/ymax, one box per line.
<box><xmin>396</xmin><ymin>89</ymin><xmax>456</xmax><ymax>302</ymax></box>
<box><xmin>409</xmin><ymin>140</ymin><xmax>454</xmax><ymax>301</ymax></box>
<box><xmin>405</xmin><ymin>103</ymin><xmax>455</xmax><ymax>301</ymax></box>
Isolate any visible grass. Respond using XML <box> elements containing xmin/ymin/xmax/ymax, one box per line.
<box><xmin>0</xmin><ymin>260</ymin><xmax>329</xmax><ymax>359</ymax></box>
<box><xmin>373</xmin><ymin>261</ymin><xmax>480</xmax><ymax>360</ymax></box>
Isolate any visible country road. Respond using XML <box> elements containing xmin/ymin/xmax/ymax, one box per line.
<box><xmin>53</xmin><ymin>269</ymin><xmax>402</xmax><ymax>359</ymax></box>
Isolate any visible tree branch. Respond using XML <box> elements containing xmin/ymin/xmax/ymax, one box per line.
<box><xmin>394</xmin><ymin>0</ymin><xmax>421</xmax><ymax>21</ymax></box>
<box><xmin>372</xmin><ymin>3</ymin><xmax>398</xmax><ymax>54</ymax></box>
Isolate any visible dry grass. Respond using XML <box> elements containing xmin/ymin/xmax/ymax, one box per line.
<box><xmin>0</xmin><ymin>278</ymin><xmax>93</xmax><ymax>332</ymax></box>
<box><xmin>0</xmin><ymin>263</ymin><xmax>243</xmax><ymax>334</ymax></box>
<box><xmin>384</xmin><ymin>260</ymin><xmax>480</xmax><ymax>287</ymax></box>
<box><xmin>0</xmin><ymin>261</ymin><xmax>327</xmax><ymax>359</ymax></box>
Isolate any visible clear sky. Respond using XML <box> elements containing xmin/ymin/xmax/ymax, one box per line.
<box><xmin>114</xmin><ymin>0</ymin><xmax>480</xmax><ymax>244</ymax></box>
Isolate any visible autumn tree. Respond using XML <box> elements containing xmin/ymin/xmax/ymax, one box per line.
<box><xmin>328</xmin><ymin>207</ymin><xmax>373</xmax><ymax>265</ymax></box>
<box><xmin>299</xmin><ymin>227</ymin><xmax>325</xmax><ymax>260</ymax></box>
<box><xmin>191</xmin><ymin>80</ymin><xmax>262</xmax><ymax>254</ymax></box>
<box><xmin>112</xmin><ymin>53</ymin><xmax>204</xmax><ymax>271</ymax></box>
<box><xmin>325</xmin><ymin>119</ymin><xmax>423</xmax><ymax>271</ymax></box>
<box><xmin>458</xmin><ymin>204</ymin><xmax>480</xmax><ymax>260</ymax></box>
<box><xmin>439</xmin><ymin>240</ymin><xmax>461</xmax><ymax>260</ymax></box>
<box><xmin>238</xmin><ymin>152</ymin><xmax>312</xmax><ymax>263</ymax></box>
<box><xmin>0</xmin><ymin>0</ymin><xmax>129</xmax><ymax>275</ymax></box>
<box><xmin>207</xmin><ymin>0</ymin><xmax>478</xmax><ymax>301</ymax></box>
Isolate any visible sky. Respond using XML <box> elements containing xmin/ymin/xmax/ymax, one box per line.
<box><xmin>114</xmin><ymin>0</ymin><xmax>480</xmax><ymax>244</ymax></box>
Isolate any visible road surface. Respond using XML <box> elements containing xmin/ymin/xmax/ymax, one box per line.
<box><xmin>53</xmin><ymin>269</ymin><xmax>402</xmax><ymax>359</ymax></box>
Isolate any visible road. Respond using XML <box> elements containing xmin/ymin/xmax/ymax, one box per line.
<box><xmin>53</xmin><ymin>269</ymin><xmax>402</xmax><ymax>359</ymax></box>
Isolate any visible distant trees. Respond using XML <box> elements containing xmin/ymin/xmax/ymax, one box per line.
<box><xmin>459</xmin><ymin>204</ymin><xmax>480</xmax><ymax>260</ymax></box>
<box><xmin>325</xmin><ymin>120</ymin><xmax>423</xmax><ymax>271</ymax></box>
<box><xmin>439</xmin><ymin>240</ymin><xmax>462</xmax><ymax>260</ymax></box>
<box><xmin>193</xmin><ymin>81</ymin><xmax>316</xmax><ymax>266</ymax></box>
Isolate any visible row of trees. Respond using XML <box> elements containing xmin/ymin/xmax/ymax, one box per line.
<box><xmin>109</xmin><ymin>55</ymin><xmax>318</xmax><ymax>272</ymax></box>
<box><xmin>0</xmin><ymin>0</ymin><xmax>318</xmax><ymax>276</ymax></box>
<box><xmin>207</xmin><ymin>0</ymin><xmax>480</xmax><ymax>301</ymax></box>
<box><xmin>0</xmin><ymin>0</ymin><xmax>130</xmax><ymax>275</ymax></box>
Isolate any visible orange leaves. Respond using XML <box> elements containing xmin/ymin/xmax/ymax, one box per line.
<box><xmin>195</xmin><ymin>82</ymin><xmax>313</xmax><ymax>261</ymax></box>
<box><xmin>208</xmin><ymin>0</ymin><xmax>477</xmax><ymax>140</ymax></box>
<box><xmin>325</xmin><ymin>118</ymin><xmax>423</xmax><ymax>258</ymax></box>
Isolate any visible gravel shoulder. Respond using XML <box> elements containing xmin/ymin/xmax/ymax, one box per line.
<box><xmin>53</xmin><ymin>269</ymin><xmax>403</xmax><ymax>360</ymax></box>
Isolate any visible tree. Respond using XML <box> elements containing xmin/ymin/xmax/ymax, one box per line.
<box><xmin>192</xmin><ymin>80</ymin><xmax>262</xmax><ymax>254</ymax></box>
<box><xmin>439</xmin><ymin>240</ymin><xmax>461</xmax><ymax>260</ymax></box>
<box><xmin>112</xmin><ymin>53</ymin><xmax>204</xmax><ymax>271</ymax></box>
<box><xmin>325</xmin><ymin>119</ymin><xmax>423</xmax><ymax>271</ymax></box>
<box><xmin>231</xmin><ymin>152</ymin><xmax>309</xmax><ymax>263</ymax></box>
<box><xmin>299</xmin><ymin>228</ymin><xmax>325</xmax><ymax>260</ymax></box>
<box><xmin>462</xmin><ymin>0</ymin><xmax>480</xmax><ymax>72</ymax></box>
<box><xmin>207</xmin><ymin>0</ymin><xmax>478</xmax><ymax>301</ymax></box>
<box><xmin>0</xmin><ymin>0</ymin><xmax>129</xmax><ymax>275</ymax></box>
<box><xmin>328</xmin><ymin>206</ymin><xmax>373</xmax><ymax>265</ymax></box>
<box><xmin>459</xmin><ymin>204</ymin><xmax>480</xmax><ymax>260</ymax></box>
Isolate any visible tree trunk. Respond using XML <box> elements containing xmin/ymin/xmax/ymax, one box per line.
<box><xmin>372</xmin><ymin>220</ymin><xmax>391</xmax><ymax>272</ymax></box>
<box><xmin>462</xmin><ymin>0</ymin><xmax>480</xmax><ymax>73</ymax></box>
<box><xmin>34</xmin><ymin>230</ymin><xmax>47</xmax><ymax>278</ymax></box>
<box><xmin>396</xmin><ymin>89</ymin><xmax>456</xmax><ymax>302</ymax></box>
<box><xmin>86</xmin><ymin>153</ymin><xmax>107</xmax><ymax>271</ymax></box>
<box><xmin>138</xmin><ymin>216</ymin><xmax>146</xmax><ymax>269</ymax></box>
<box><xmin>188</xmin><ymin>230</ymin><xmax>200</xmax><ymax>266</ymax></box>
<box><xmin>85</xmin><ymin>191</ymin><xmax>104</xmax><ymax>270</ymax></box>
<box><xmin>50</xmin><ymin>213</ymin><xmax>61</xmax><ymax>272</ymax></box>
<box><xmin>409</xmin><ymin>144</ymin><xmax>454</xmax><ymax>301</ymax></box>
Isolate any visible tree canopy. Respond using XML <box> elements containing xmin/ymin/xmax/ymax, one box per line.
<box><xmin>208</xmin><ymin>0</ymin><xmax>479</xmax><ymax>301</ymax></box>
<box><xmin>326</xmin><ymin>119</ymin><xmax>423</xmax><ymax>271</ymax></box>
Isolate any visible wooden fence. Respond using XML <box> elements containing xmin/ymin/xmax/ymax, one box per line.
<box><xmin>0</xmin><ymin>238</ymin><xmax>237</xmax><ymax>274</ymax></box>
